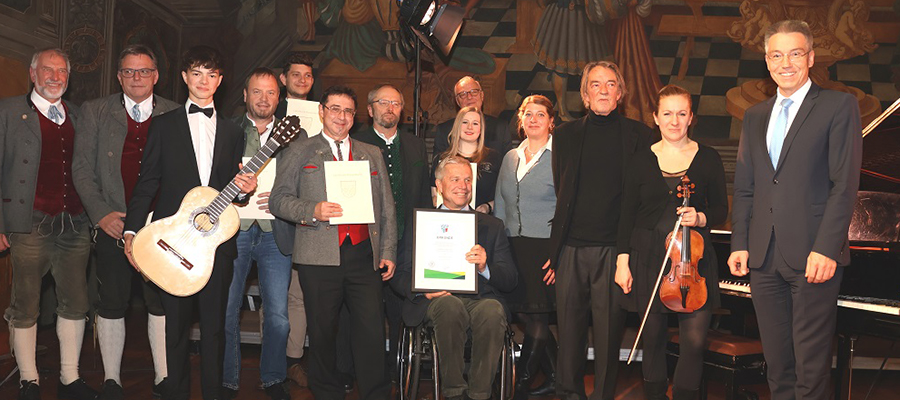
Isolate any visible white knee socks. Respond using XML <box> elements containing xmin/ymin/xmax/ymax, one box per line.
<box><xmin>12</xmin><ymin>325</ymin><xmax>39</xmax><ymax>384</ymax></box>
<box><xmin>56</xmin><ymin>317</ymin><xmax>85</xmax><ymax>385</ymax></box>
<box><xmin>147</xmin><ymin>313</ymin><xmax>167</xmax><ymax>385</ymax></box>
<box><xmin>96</xmin><ymin>315</ymin><xmax>125</xmax><ymax>384</ymax></box>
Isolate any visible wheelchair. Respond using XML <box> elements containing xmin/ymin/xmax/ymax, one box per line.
<box><xmin>397</xmin><ymin>323</ymin><xmax>516</xmax><ymax>400</ymax></box>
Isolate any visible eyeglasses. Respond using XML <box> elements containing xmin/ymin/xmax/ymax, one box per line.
<box><xmin>372</xmin><ymin>99</ymin><xmax>403</xmax><ymax>108</ymax></box>
<box><xmin>325</xmin><ymin>105</ymin><xmax>356</xmax><ymax>117</ymax></box>
<box><xmin>455</xmin><ymin>88</ymin><xmax>482</xmax><ymax>99</ymax></box>
<box><xmin>766</xmin><ymin>50</ymin><xmax>809</xmax><ymax>63</ymax></box>
<box><xmin>119</xmin><ymin>68</ymin><xmax>157</xmax><ymax>78</ymax></box>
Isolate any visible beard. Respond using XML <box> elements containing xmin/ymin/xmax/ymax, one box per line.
<box><xmin>377</xmin><ymin>114</ymin><xmax>398</xmax><ymax>129</ymax></box>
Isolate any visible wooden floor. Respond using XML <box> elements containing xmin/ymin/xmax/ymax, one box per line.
<box><xmin>1</xmin><ymin>308</ymin><xmax>899</xmax><ymax>399</ymax></box>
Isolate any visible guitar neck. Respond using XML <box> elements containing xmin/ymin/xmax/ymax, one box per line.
<box><xmin>208</xmin><ymin>136</ymin><xmax>282</xmax><ymax>220</ymax></box>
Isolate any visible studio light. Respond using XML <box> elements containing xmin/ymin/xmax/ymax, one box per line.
<box><xmin>398</xmin><ymin>0</ymin><xmax>465</xmax><ymax>56</ymax></box>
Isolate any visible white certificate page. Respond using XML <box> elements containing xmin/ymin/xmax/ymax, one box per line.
<box><xmin>325</xmin><ymin>160</ymin><xmax>375</xmax><ymax>224</ymax></box>
<box><xmin>237</xmin><ymin>157</ymin><xmax>276</xmax><ymax>220</ymax></box>
<box><xmin>285</xmin><ymin>99</ymin><xmax>322</xmax><ymax>138</ymax></box>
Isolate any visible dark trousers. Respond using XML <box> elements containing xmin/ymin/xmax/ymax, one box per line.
<box><xmin>94</xmin><ymin>230</ymin><xmax>164</xmax><ymax>319</ymax></box>
<box><xmin>555</xmin><ymin>245</ymin><xmax>626</xmax><ymax>400</ymax></box>
<box><xmin>297</xmin><ymin>239</ymin><xmax>390</xmax><ymax>400</ymax></box>
<box><xmin>750</xmin><ymin>234</ymin><xmax>843</xmax><ymax>400</ymax></box>
<box><xmin>160</xmin><ymin>248</ymin><xmax>234</xmax><ymax>400</ymax></box>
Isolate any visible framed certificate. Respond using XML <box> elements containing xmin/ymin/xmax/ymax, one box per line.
<box><xmin>412</xmin><ymin>209</ymin><xmax>478</xmax><ymax>294</ymax></box>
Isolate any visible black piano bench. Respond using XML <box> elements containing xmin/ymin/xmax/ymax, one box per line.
<box><xmin>666</xmin><ymin>330</ymin><xmax>766</xmax><ymax>400</ymax></box>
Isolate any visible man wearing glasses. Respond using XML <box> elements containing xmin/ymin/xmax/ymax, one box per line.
<box><xmin>433</xmin><ymin>76</ymin><xmax>511</xmax><ymax>154</ymax></box>
<box><xmin>271</xmin><ymin>85</ymin><xmax>397</xmax><ymax>400</ymax></box>
<box><xmin>74</xmin><ymin>44</ymin><xmax>178</xmax><ymax>399</ymax></box>
<box><xmin>354</xmin><ymin>84</ymin><xmax>431</xmax><ymax>371</ymax></box>
<box><xmin>728</xmin><ymin>20</ymin><xmax>861</xmax><ymax>400</ymax></box>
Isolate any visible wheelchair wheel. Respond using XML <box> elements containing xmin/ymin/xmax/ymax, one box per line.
<box><xmin>495</xmin><ymin>329</ymin><xmax>516</xmax><ymax>400</ymax></box>
<box><xmin>398</xmin><ymin>327</ymin><xmax>421</xmax><ymax>400</ymax></box>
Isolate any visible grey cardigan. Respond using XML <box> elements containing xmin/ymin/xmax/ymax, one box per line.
<box><xmin>493</xmin><ymin>147</ymin><xmax>556</xmax><ymax>238</ymax></box>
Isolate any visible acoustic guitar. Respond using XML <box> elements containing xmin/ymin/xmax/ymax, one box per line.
<box><xmin>132</xmin><ymin>116</ymin><xmax>301</xmax><ymax>296</ymax></box>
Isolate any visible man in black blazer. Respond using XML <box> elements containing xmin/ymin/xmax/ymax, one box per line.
<box><xmin>432</xmin><ymin>76</ymin><xmax>511</xmax><ymax>155</ymax></box>
<box><xmin>354</xmin><ymin>83</ymin><xmax>432</xmax><ymax>370</ymax></box>
<box><xmin>391</xmin><ymin>156</ymin><xmax>517</xmax><ymax>400</ymax></box>
<box><xmin>549</xmin><ymin>61</ymin><xmax>653</xmax><ymax>400</ymax></box>
<box><xmin>123</xmin><ymin>46</ymin><xmax>258</xmax><ymax>400</ymax></box>
<box><xmin>728</xmin><ymin>20</ymin><xmax>862</xmax><ymax>400</ymax></box>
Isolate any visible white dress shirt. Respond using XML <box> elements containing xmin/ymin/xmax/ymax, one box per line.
<box><xmin>374</xmin><ymin>128</ymin><xmax>398</xmax><ymax>145</ymax></box>
<box><xmin>124</xmin><ymin>95</ymin><xmax>154</xmax><ymax>123</ymax></box>
<box><xmin>766</xmin><ymin>78</ymin><xmax>812</xmax><ymax>150</ymax></box>
<box><xmin>514</xmin><ymin>136</ymin><xmax>552</xmax><ymax>182</ymax></box>
<box><xmin>30</xmin><ymin>90</ymin><xmax>65</xmax><ymax>124</ymax></box>
<box><xmin>323</xmin><ymin>132</ymin><xmax>352</xmax><ymax>160</ymax></box>
<box><xmin>185</xmin><ymin>101</ymin><xmax>217</xmax><ymax>186</ymax></box>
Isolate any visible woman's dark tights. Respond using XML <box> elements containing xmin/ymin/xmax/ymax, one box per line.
<box><xmin>641</xmin><ymin>308</ymin><xmax>711</xmax><ymax>390</ymax></box>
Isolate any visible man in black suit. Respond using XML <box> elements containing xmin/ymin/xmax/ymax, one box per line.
<box><xmin>391</xmin><ymin>155</ymin><xmax>517</xmax><ymax>400</ymax></box>
<box><xmin>549</xmin><ymin>61</ymin><xmax>653</xmax><ymax>400</ymax></box>
<box><xmin>432</xmin><ymin>76</ymin><xmax>511</xmax><ymax>155</ymax></box>
<box><xmin>123</xmin><ymin>46</ymin><xmax>258</xmax><ymax>400</ymax></box>
<box><xmin>354</xmin><ymin>83</ymin><xmax>432</xmax><ymax>370</ymax></box>
<box><xmin>728</xmin><ymin>20</ymin><xmax>862</xmax><ymax>400</ymax></box>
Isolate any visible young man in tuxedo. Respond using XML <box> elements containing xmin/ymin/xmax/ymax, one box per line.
<box><xmin>123</xmin><ymin>45</ymin><xmax>258</xmax><ymax>400</ymax></box>
<box><xmin>74</xmin><ymin>44</ymin><xmax>179</xmax><ymax>400</ymax></box>
<box><xmin>728</xmin><ymin>20</ymin><xmax>862</xmax><ymax>400</ymax></box>
<box><xmin>1</xmin><ymin>48</ymin><xmax>98</xmax><ymax>400</ymax></box>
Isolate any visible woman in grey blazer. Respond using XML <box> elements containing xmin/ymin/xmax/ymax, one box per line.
<box><xmin>494</xmin><ymin>95</ymin><xmax>558</xmax><ymax>399</ymax></box>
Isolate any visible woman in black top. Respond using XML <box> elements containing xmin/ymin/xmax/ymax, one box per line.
<box><xmin>615</xmin><ymin>85</ymin><xmax>727</xmax><ymax>400</ymax></box>
<box><xmin>431</xmin><ymin>106</ymin><xmax>503</xmax><ymax>213</ymax></box>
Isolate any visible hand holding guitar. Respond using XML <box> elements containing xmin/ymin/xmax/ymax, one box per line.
<box><xmin>233</xmin><ymin>164</ymin><xmax>258</xmax><ymax>195</ymax></box>
<box><xmin>124</xmin><ymin>233</ymin><xmax>139</xmax><ymax>271</ymax></box>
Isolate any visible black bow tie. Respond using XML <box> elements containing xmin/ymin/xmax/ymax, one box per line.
<box><xmin>189</xmin><ymin>104</ymin><xmax>214</xmax><ymax>118</ymax></box>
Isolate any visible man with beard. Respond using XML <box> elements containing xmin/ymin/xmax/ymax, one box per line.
<box><xmin>0</xmin><ymin>48</ymin><xmax>98</xmax><ymax>400</ymax></box>
<box><xmin>73</xmin><ymin>44</ymin><xmax>178</xmax><ymax>400</ymax></box>
<box><xmin>221</xmin><ymin>68</ymin><xmax>301</xmax><ymax>400</ymax></box>
<box><xmin>354</xmin><ymin>83</ymin><xmax>431</xmax><ymax>372</ymax></box>
<box><xmin>1</xmin><ymin>48</ymin><xmax>100</xmax><ymax>400</ymax></box>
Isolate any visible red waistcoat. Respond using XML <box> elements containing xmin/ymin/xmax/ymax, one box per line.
<box><xmin>34</xmin><ymin>106</ymin><xmax>83</xmax><ymax>216</ymax></box>
<box><xmin>121</xmin><ymin>112</ymin><xmax>152</xmax><ymax>204</ymax></box>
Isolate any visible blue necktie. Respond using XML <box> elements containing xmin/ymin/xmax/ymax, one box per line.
<box><xmin>132</xmin><ymin>104</ymin><xmax>142</xmax><ymax>122</ymax></box>
<box><xmin>48</xmin><ymin>105</ymin><xmax>63</xmax><ymax>125</ymax></box>
<box><xmin>769</xmin><ymin>98</ymin><xmax>793</xmax><ymax>168</ymax></box>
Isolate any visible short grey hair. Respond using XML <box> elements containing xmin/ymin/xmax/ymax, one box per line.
<box><xmin>30</xmin><ymin>48</ymin><xmax>71</xmax><ymax>72</ymax></box>
<box><xmin>764</xmin><ymin>20</ymin><xmax>814</xmax><ymax>52</ymax></box>
<box><xmin>434</xmin><ymin>155</ymin><xmax>471</xmax><ymax>181</ymax></box>
<box><xmin>580</xmin><ymin>61</ymin><xmax>626</xmax><ymax>108</ymax></box>
<box><xmin>367</xmin><ymin>84</ymin><xmax>404</xmax><ymax>105</ymax></box>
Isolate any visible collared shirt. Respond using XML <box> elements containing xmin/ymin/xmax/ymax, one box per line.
<box><xmin>30</xmin><ymin>90</ymin><xmax>65</xmax><ymax>124</ymax></box>
<box><xmin>374</xmin><ymin>127</ymin><xmax>398</xmax><ymax>145</ymax></box>
<box><xmin>185</xmin><ymin>100</ymin><xmax>217</xmax><ymax>186</ymax></box>
<box><xmin>438</xmin><ymin>204</ymin><xmax>491</xmax><ymax>280</ymax></box>
<box><xmin>322</xmin><ymin>131</ymin><xmax>351</xmax><ymax>160</ymax></box>
<box><xmin>124</xmin><ymin>95</ymin><xmax>153</xmax><ymax>123</ymax></box>
<box><xmin>766</xmin><ymin>78</ymin><xmax>812</xmax><ymax>150</ymax></box>
<box><xmin>246</xmin><ymin>114</ymin><xmax>275</xmax><ymax>144</ymax></box>
<box><xmin>514</xmin><ymin>136</ymin><xmax>552</xmax><ymax>182</ymax></box>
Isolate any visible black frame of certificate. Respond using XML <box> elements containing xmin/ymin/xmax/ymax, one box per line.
<box><xmin>411</xmin><ymin>208</ymin><xmax>479</xmax><ymax>294</ymax></box>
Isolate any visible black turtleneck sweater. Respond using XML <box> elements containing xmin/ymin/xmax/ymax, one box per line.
<box><xmin>566</xmin><ymin>110</ymin><xmax>624</xmax><ymax>246</ymax></box>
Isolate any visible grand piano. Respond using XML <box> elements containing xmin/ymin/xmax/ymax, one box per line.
<box><xmin>714</xmin><ymin>99</ymin><xmax>900</xmax><ymax>400</ymax></box>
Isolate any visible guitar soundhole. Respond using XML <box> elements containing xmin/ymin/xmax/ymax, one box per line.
<box><xmin>192</xmin><ymin>211</ymin><xmax>216</xmax><ymax>233</ymax></box>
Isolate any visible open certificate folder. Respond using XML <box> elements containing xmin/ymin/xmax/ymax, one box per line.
<box><xmin>324</xmin><ymin>160</ymin><xmax>375</xmax><ymax>224</ymax></box>
<box><xmin>412</xmin><ymin>209</ymin><xmax>478</xmax><ymax>294</ymax></box>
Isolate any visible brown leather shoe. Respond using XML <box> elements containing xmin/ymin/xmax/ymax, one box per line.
<box><xmin>286</xmin><ymin>364</ymin><xmax>308</xmax><ymax>388</ymax></box>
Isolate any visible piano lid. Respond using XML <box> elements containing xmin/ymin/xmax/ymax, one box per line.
<box><xmin>860</xmin><ymin>98</ymin><xmax>900</xmax><ymax>194</ymax></box>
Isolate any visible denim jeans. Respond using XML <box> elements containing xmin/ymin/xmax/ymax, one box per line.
<box><xmin>223</xmin><ymin>225</ymin><xmax>293</xmax><ymax>389</ymax></box>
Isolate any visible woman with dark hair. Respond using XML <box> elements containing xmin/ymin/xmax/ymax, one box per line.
<box><xmin>615</xmin><ymin>85</ymin><xmax>727</xmax><ymax>400</ymax></box>
<box><xmin>495</xmin><ymin>95</ymin><xmax>558</xmax><ymax>398</ymax></box>
<box><xmin>431</xmin><ymin>106</ymin><xmax>503</xmax><ymax>214</ymax></box>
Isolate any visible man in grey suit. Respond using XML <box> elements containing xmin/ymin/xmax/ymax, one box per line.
<box><xmin>270</xmin><ymin>85</ymin><xmax>396</xmax><ymax>400</ymax></box>
<box><xmin>73</xmin><ymin>44</ymin><xmax>178</xmax><ymax>400</ymax></box>
<box><xmin>728</xmin><ymin>20</ymin><xmax>862</xmax><ymax>400</ymax></box>
<box><xmin>0</xmin><ymin>48</ymin><xmax>98</xmax><ymax>400</ymax></box>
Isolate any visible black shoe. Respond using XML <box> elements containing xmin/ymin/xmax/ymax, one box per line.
<box><xmin>644</xmin><ymin>380</ymin><xmax>670</xmax><ymax>400</ymax></box>
<box><xmin>18</xmin><ymin>380</ymin><xmax>40</xmax><ymax>400</ymax></box>
<box><xmin>264</xmin><ymin>382</ymin><xmax>291</xmax><ymax>400</ymax></box>
<box><xmin>151</xmin><ymin>378</ymin><xmax>168</xmax><ymax>399</ymax></box>
<box><xmin>57</xmin><ymin>378</ymin><xmax>99</xmax><ymax>400</ymax></box>
<box><xmin>97</xmin><ymin>380</ymin><xmax>123</xmax><ymax>400</ymax></box>
<box><xmin>220</xmin><ymin>387</ymin><xmax>237</xmax><ymax>400</ymax></box>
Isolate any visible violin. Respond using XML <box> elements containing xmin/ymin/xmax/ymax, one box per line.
<box><xmin>659</xmin><ymin>175</ymin><xmax>707</xmax><ymax>313</ymax></box>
